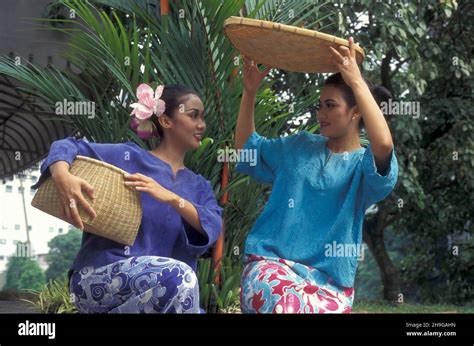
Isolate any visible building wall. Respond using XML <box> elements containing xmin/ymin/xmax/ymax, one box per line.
<box><xmin>0</xmin><ymin>168</ymin><xmax>72</xmax><ymax>288</ymax></box>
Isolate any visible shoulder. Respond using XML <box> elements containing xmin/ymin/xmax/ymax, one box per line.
<box><xmin>112</xmin><ymin>141</ymin><xmax>146</xmax><ymax>154</ymax></box>
<box><xmin>123</xmin><ymin>141</ymin><xmax>142</xmax><ymax>150</ymax></box>
<box><xmin>85</xmin><ymin>141</ymin><xmax>147</xmax><ymax>159</ymax></box>
<box><xmin>85</xmin><ymin>140</ymin><xmax>141</xmax><ymax>151</ymax></box>
<box><xmin>298</xmin><ymin>131</ymin><xmax>326</xmax><ymax>143</ymax></box>
<box><xmin>287</xmin><ymin>131</ymin><xmax>326</xmax><ymax>150</ymax></box>
<box><xmin>269</xmin><ymin>130</ymin><xmax>319</xmax><ymax>146</ymax></box>
<box><xmin>246</xmin><ymin>131</ymin><xmax>297</xmax><ymax>153</ymax></box>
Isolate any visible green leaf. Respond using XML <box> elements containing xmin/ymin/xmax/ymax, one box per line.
<box><xmin>444</xmin><ymin>7</ymin><xmax>452</xmax><ymax>18</ymax></box>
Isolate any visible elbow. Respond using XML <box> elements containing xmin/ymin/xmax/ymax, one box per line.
<box><xmin>378</xmin><ymin>135</ymin><xmax>394</xmax><ymax>151</ymax></box>
<box><xmin>372</xmin><ymin>140</ymin><xmax>394</xmax><ymax>159</ymax></box>
<box><xmin>380</xmin><ymin>140</ymin><xmax>394</xmax><ymax>152</ymax></box>
<box><xmin>235</xmin><ymin>141</ymin><xmax>243</xmax><ymax>150</ymax></box>
<box><xmin>235</xmin><ymin>135</ymin><xmax>248</xmax><ymax>151</ymax></box>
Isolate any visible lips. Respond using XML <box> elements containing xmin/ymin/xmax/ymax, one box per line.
<box><xmin>193</xmin><ymin>134</ymin><xmax>202</xmax><ymax>141</ymax></box>
<box><xmin>320</xmin><ymin>122</ymin><xmax>330</xmax><ymax>127</ymax></box>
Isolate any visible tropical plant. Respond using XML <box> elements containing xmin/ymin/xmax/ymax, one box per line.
<box><xmin>197</xmin><ymin>256</ymin><xmax>242</xmax><ymax>312</ymax></box>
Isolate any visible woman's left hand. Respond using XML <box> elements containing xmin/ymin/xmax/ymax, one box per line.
<box><xmin>328</xmin><ymin>37</ymin><xmax>364</xmax><ymax>88</ymax></box>
<box><xmin>124</xmin><ymin>173</ymin><xmax>177</xmax><ymax>204</ymax></box>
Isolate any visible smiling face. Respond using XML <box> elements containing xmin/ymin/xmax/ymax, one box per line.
<box><xmin>159</xmin><ymin>94</ymin><xmax>206</xmax><ymax>150</ymax></box>
<box><xmin>316</xmin><ymin>85</ymin><xmax>358</xmax><ymax>139</ymax></box>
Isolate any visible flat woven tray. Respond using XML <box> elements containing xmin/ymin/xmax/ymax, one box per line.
<box><xmin>31</xmin><ymin>156</ymin><xmax>142</xmax><ymax>246</ymax></box>
<box><xmin>224</xmin><ymin>16</ymin><xmax>365</xmax><ymax>73</ymax></box>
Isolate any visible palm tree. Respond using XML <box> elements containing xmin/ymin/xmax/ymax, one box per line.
<box><xmin>0</xmin><ymin>0</ymin><xmax>331</xmax><ymax>312</ymax></box>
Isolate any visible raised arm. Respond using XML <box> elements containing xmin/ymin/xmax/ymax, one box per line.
<box><xmin>329</xmin><ymin>37</ymin><xmax>394</xmax><ymax>174</ymax></box>
<box><xmin>235</xmin><ymin>56</ymin><xmax>271</xmax><ymax>150</ymax></box>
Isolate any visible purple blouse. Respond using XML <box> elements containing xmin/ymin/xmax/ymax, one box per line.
<box><xmin>32</xmin><ymin>138</ymin><xmax>223</xmax><ymax>273</ymax></box>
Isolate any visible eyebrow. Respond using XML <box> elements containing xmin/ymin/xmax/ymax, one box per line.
<box><xmin>320</xmin><ymin>99</ymin><xmax>337</xmax><ymax>103</ymax></box>
<box><xmin>185</xmin><ymin>108</ymin><xmax>204</xmax><ymax>113</ymax></box>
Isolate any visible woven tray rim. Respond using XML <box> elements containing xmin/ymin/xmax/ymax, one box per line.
<box><xmin>75</xmin><ymin>155</ymin><xmax>129</xmax><ymax>175</ymax></box>
<box><xmin>223</xmin><ymin>16</ymin><xmax>365</xmax><ymax>59</ymax></box>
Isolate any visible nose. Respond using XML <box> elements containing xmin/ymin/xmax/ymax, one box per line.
<box><xmin>197</xmin><ymin>119</ymin><xmax>206</xmax><ymax>131</ymax></box>
<box><xmin>316</xmin><ymin>109</ymin><xmax>327</xmax><ymax>121</ymax></box>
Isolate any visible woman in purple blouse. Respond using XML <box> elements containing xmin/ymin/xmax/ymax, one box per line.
<box><xmin>32</xmin><ymin>85</ymin><xmax>223</xmax><ymax>313</ymax></box>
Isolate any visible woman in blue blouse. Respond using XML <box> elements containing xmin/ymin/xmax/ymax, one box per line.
<box><xmin>235</xmin><ymin>38</ymin><xmax>399</xmax><ymax>313</ymax></box>
<box><xmin>33</xmin><ymin>85</ymin><xmax>222</xmax><ymax>313</ymax></box>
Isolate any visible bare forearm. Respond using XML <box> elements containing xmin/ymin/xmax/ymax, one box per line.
<box><xmin>169</xmin><ymin>194</ymin><xmax>206</xmax><ymax>236</ymax></box>
<box><xmin>49</xmin><ymin>161</ymin><xmax>71</xmax><ymax>180</ymax></box>
<box><xmin>352</xmin><ymin>81</ymin><xmax>393</xmax><ymax>153</ymax></box>
<box><xmin>235</xmin><ymin>91</ymin><xmax>257</xmax><ymax>149</ymax></box>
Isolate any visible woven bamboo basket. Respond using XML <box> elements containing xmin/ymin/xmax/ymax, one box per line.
<box><xmin>224</xmin><ymin>16</ymin><xmax>365</xmax><ymax>73</ymax></box>
<box><xmin>31</xmin><ymin>156</ymin><xmax>142</xmax><ymax>246</ymax></box>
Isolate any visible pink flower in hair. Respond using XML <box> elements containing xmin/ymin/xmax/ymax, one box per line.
<box><xmin>130</xmin><ymin>84</ymin><xmax>166</xmax><ymax>119</ymax></box>
<box><xmin>129</xmin><ymin>83</ymin><xmax>166</xmax><ymax>139</ymax></box>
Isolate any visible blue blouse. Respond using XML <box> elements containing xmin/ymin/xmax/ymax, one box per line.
<box><xmin>32</xmin><ymin>138</ymin><xmax>223</xmax><ymax>273</ymax></box>
<box><xmin>236</xmin><ymin>131</ymin><xmax>398</xmax><ymax>287</ymax></box>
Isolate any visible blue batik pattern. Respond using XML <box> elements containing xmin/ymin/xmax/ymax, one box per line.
<box><xmin>69</xmin><ymin>256</ymin><xmax>200</xmax><ymax>313</ymax></box>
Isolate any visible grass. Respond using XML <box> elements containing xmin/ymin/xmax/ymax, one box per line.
<box><xmin>21</xmin><ymin>278</ymin><xmax>78</xmax><ymax>314</ymax></box>
<box><xmin>352</xmin><ymin>299</ymin><xmax>474</xmax><ymax>313</ymax></box>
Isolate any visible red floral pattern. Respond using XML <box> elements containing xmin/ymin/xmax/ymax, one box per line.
<box><xmin>241</xmin><ymin>254</ymin><xmax>354</xmax><ymax>314</ymax></box>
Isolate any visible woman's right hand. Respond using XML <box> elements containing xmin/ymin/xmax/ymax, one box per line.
<box><xmin>51</xmin><ymin>170</ymin><xmax>97</xmax><ymax>230</ymax></box>
<box><xmin>242</xmin><ymin>55</ymin><xmax>272</xmax><ymax>95</ymax></box>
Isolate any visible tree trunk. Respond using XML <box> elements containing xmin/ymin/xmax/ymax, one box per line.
<box><xmin>363</xmin><ymin>215</ymin><xmax>401</xmax><ymax>303</ymax></box>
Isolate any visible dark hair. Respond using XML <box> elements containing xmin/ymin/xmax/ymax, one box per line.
<box><xmin>151</xmin><ymin>84</ymin><xmax>200</xmax><ymax>138</ymax></box>
<box><xmin>324</xmin><ymin>73</ymin><xmax>392</xmax><ymax>130</ymax></box>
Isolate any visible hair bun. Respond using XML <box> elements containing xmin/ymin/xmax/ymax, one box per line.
<box><xmin>371</xmin><ymin>85</ymin><xmax>393</xmax><ymax>106</ymax></box>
